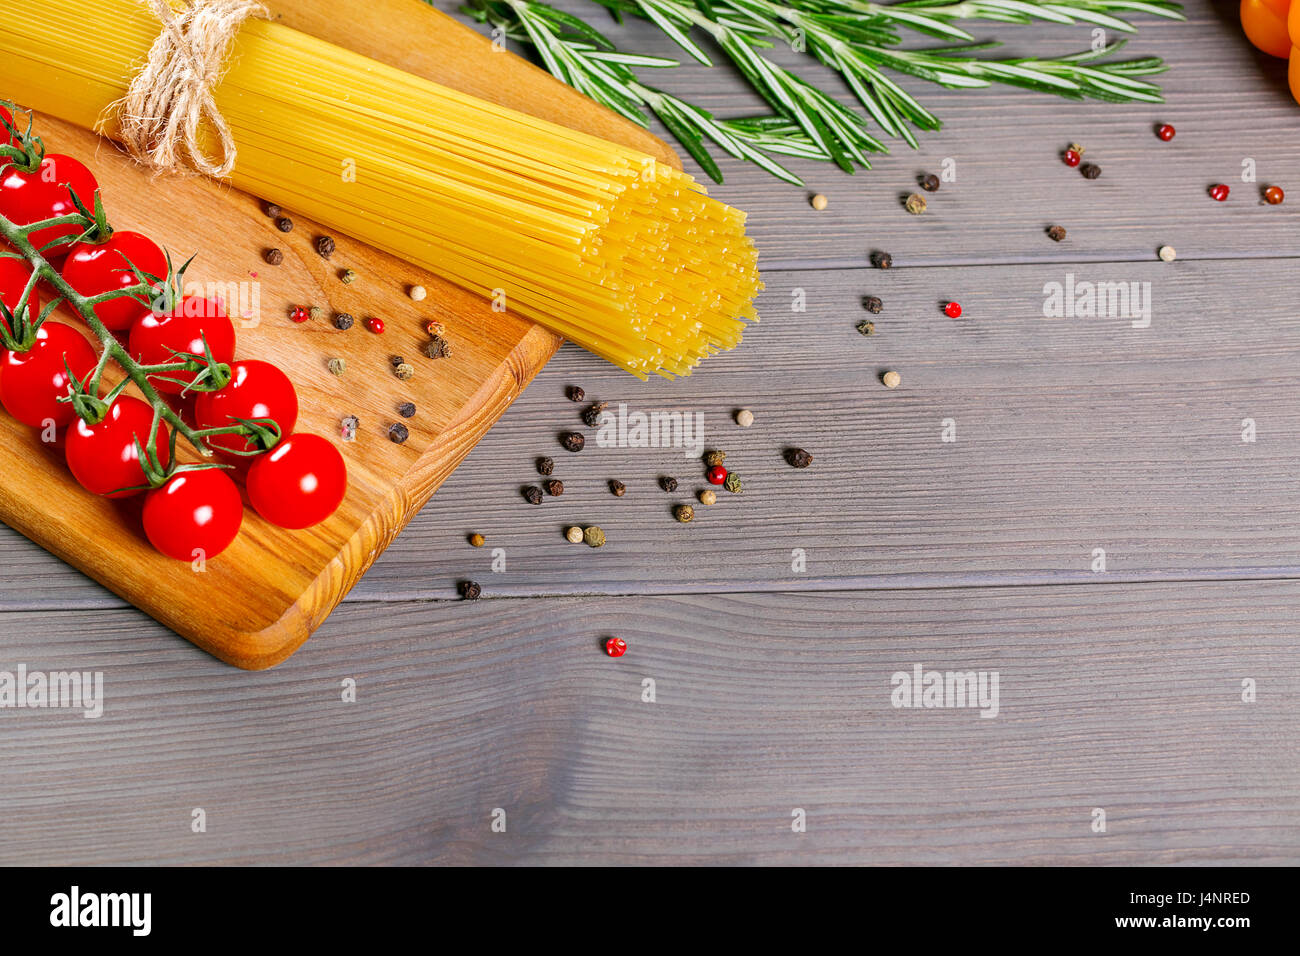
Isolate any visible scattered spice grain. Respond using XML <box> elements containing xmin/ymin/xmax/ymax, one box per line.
<box><xmin>469</xmin><ymin>533</ymin><xmax>485</xmax><ymax>548</ymax></box>
<box><xmin>388</xmin><ymin>422</ymin><xmax>409</xmax><ymax>444</ymax></box>
<box><xmin>583</xmin><ymin>526</ymin><xmax>606</xmax><ymax>548</ymax></box>
<box><xmin>1047</xmin><ymin>225</ymin><xmax>1067</xmax><ymax>242</ymax></box>
<box><xmin>561</xmin><ymin>431</ymin><xmax>585</xmax><ymax>452</ymax></box>
<box><xmin>674</xmin><ymin>504</ymin><xmax>695</xmax><ymax>523</ymax></box>
<box><xmin>543</xmin><ymin>479</ymin><xmax>564</xmax><ymax>497</ymax></box>
<box><xmin>264</xmin><ymin>248</ymin><xmax>283</xmax><ymax>265</ymax></box>
<box><xmin>459</xmin><ymin>581</ymin><xmax>481</xmax><ymax>600</ymax></box>
<box><xmin>567</xmin><ymin>385</ymin><xmax>585</xmax><ymax>402</ymax></box>
<box><xmin>537</xmin><ymin>456</ymin><xmax>555</xmax><ymax>476</ymax></box>
<box><xmin>523</xmin><ymin>486</ymin><xmax>543</xmax><ymax>505</ymax></box>
<box><xmin>565</xmin><ymin>526</ymin><xmax>584</xmax><ymax>544</ymax></box>
<box><xmin>660</xmin><ymin>476</ymin><xmax>678</xmax><ymax>493</ymax></box>
<box><xmin>334</xmin><ymin>313</ymin><xmax>354</xmax><ymax>330</ymax></box>
<box><xmin>609</xmin><ymin>479</ymin><xmax>626</xmax><ymax>497</ymax></box>
<box><xmin>785</xmin><ymin>448</ymin><xmax>813</xmax><ymax>469</ymax></box>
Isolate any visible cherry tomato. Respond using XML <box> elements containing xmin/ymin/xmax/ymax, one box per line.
<box><xmin>193</xmin><ymin>359</ymin><xmax>297</xmax><ymax>454</ymax></box>
<box><xmin>0</xmin><ymin>154</ymin><xmax>98</xmax><ymax>260</ymax></box>
<box><xmin>246</xmin><ymin>433</ymin><xmax>347</xmax><ymax>529</ymax></box>
<box><xmin>142</xmin><ymin>468</ymin><xmax>243</xmax><ymax>561</ymax></box>
<box><xmin>64</xmin><ymin>395</ymin><xmax>169</xmax><ymax>498</ymax></box>
<box><xmin>62</xmin><ymin>231</ymin><xmax>166</xmax><ymax>332</ymax></box>
<box><xmin>0</xmin><ymin>105</ymin><xmax>17</xmax><ymax>147</ymax></box>
<box><xmin>0</xmin><ymin>321</ymin><xmax>96</xmax><ymax>427</ymax></box>
<box><xmin>0</xmin><ymin>256</ymin><xmax>40</xmax><ymax>336</ymax></box>
<box><xmin>129</xmin><ymin>296</ymin><xmax>236</xmax><ymax>394</ymax></box>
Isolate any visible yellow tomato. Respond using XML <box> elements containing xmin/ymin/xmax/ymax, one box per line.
<box><xmin>1242</xmin><ymin>0</ymin><xmax>1293</xmax><ymax>57</ymax></box>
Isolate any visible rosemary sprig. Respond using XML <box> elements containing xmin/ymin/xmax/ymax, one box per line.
<box><xmin>455</xmin><ymin>0</ymin><xmax>1184</xmax><ymax>183</ymax></box>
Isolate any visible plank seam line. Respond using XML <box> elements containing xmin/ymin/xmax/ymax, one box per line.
<box><xmin>759</xmin><ymin>252</ymin><xmax>1300</xmax><ymax>272</ymax></box>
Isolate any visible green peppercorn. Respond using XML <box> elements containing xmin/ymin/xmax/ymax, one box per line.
<box><xmin>583</xmin><ymin>526</ymin><xmax>606</xmax><ymax>548</ymax></box>
<box><xmin>723</xmin><ymin>473</ymin><xmax>742</xmax><ymax>494</ymax></box>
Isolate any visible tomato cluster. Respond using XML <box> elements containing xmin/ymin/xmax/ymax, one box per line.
<box><xmin>0</xmin><ymin>107</ymin><xmax>347</xmax><ymax>562</ymax></box>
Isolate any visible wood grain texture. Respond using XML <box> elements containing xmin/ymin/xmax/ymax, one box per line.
<box><xmin>0</xmin><ymin>582</ymin><xmax>1294</xmax><ymax>865</ymax></box>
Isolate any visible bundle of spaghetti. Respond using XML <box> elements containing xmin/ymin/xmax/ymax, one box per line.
<box><xmin>0</xmin><ymin>0</ymin><xmax>762</xmax><ymax>378</ymax></box>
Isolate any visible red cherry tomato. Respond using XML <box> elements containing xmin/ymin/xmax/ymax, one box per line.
<box><xmin>64</xmin><ymin>395</ymin><xmax>169</xmax><ymax>498</ymax></box>
<box><xmin>129</xmin><ymin>296</ymin><xmax>236</xmax><ymax>394</ymax></box>
<box><xmin>0</xmin><ymin>154</ymin><xmax>98</xmax><ymax>260</ymax></box>
<box><xmin>0</xmin><ymin>256</ymin><xmax>40</xmax><ymax>337</ymax></box>
<box><xmin>143</xmin><ymin>468</ymin><xmax>243</xmax><ymax>561</ymax></box>
<box><xmin>62</xmin><ymin>231</ymin><xmax>166</xmax><ymax>332</ymax></box>
<box><xmin>246</xmin><ymin>433</ymin><xmax>347</xmax><ymax>529</ymax></box>
<box><xmin>0</xmin><ymin>105</ymin><xmax>17</xmax><ymax>147</ymax></box>
<box><xmin>193</xmin><ymin>359</ymin><xmax>297</xmax><ymax>454</ymax></box>
<box><xmin>0</xmin><ymin>321</ymin><xmax>96</xmax><ymax>427</ymax></box>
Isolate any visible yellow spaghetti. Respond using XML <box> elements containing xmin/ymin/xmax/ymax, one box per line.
<box><xmin>0</xmin><ymin>0</ymin><xmax>761</xmax><ymax>378</ymax></box>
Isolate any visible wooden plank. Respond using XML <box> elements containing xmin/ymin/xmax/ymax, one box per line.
<box><xmin>0</xmin><ymin>582</ymin><xmax>1294</xmax><ymax>864</ymax></box>
<box><xmin>483</xmin><ymin>2</ymin><xmax>1300</xmax><ymax>265</ymax></box>
<box><xmin>4</xmin><ymin>256</ymin><xmax>1300</xmax><ymax>606</ymax></box>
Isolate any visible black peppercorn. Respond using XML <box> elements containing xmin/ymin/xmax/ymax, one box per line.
<box><xmin>921</xmin><ymin>173</ymin><xmax>940</xmax><ymax>192</ymax></box>
<box><xmin>537</xmin><ymin>456</ymin><xmax>554</xmax><ymax>476</ymax></box>
<box><xmin>660</xmin><ymin>476</ymin><xmax>678</xmax><ymax>492</ymax></box>
<box><xmin>609</xmin><ymin>479</ymin><xmax>626</xmax><ymax>497</ymax></box>
<box><xmin>582</xmin><ymin>401</ymin><xmax>609</xmax><ymax>427</ymax></box>
<box><xmin>397</xmin><ymin>402</ymin><xmax>417</xmax><ymax>418</ymax></box>
<box><xmin>388</xmin><ymin>423</ymin><xmax>410</xmax><ymax>444</ymax></box>
<box><xmin>863</xmin><ymin>295</ymin><xmax>882</xmax><ymax>314</ymax></box>
<box><xmin>425</xmin><ymin>335</ymin><xmax>452</xmax><ymax>359</ymax></box>
<box><xmin>872</xmin><ymin>251</ymin><xmax>893</xmax><ymax>269</ymax></box>
<box><xmin>561</xmin><ymin>431</ymin><xmax>585</xmax><ymax>452</ymax></box>
<box><xmin>785</xmin><ymin>447</ymin><xmax>814</xmax><ymax>469</ymax></box>
<box><xmin>567</xmin><ymin>385</ymin><xmax>585</xmax><ymax>402</ymax></box>
<box><xmin>1080</xmin><ymin>163</ymin><xmax>1101</xmax><ymax>180</ymax></box>
<box><xmin>275</xmin><ymin>216</ymin><xmax>294</xmax><ymax>233</ymax></box>
<box><xmin>459</xmin><ymin>580</ymin><xmax>481</xmax><ymax>600</ymax></box>
<box><xmin>856</xmin><ymin>320</ymin><xmax>876</xmax><ymax>336</ymax></box>
<box><xmin>1047</xmin><ymin>224</ymin><xmax>1067</xmax><ymax>242</ymax></box>
<box><xmin>316</xmin><ymin>235</ymin><xmax>336</xmax><ymax>259</ymax></box>
<box><xmin>264</xmin><ymin>248</ymin><xmax>283</xmax><ymax>266</ymax></box>
<box><xmin>523</xmin><ymin>485</ymin><xmax>543</xmax><ymax>505</ymax></box>
<box><xmin>334</xmin><ymin>313</ymin><xmax>354</xmax><ymax>331</ymax></box>
<box><xmin>543</xmin><ymin>479</ymin><xmax>564</xmax><ymax>497</ymax></box>
<box><xmin>264</xmin><ymin>202</ymin><xmax>281</xmax><ymax>218</ymax></box>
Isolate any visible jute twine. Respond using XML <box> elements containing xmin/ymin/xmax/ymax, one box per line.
<box><xmin>111</xmin><ymin>0</ymin><xmax>268</xmax><ymax>177</ymax></box>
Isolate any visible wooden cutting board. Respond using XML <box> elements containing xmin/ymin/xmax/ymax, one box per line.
<box><xmin>0</xmin><ymin>0</ymin><xmax>677</xmax><ymax>669</ymax></box>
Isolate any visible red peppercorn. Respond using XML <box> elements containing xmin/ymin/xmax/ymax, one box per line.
<box><xmin>1209</xmin><ymin>184</ymin><xmax>1229</xmax><ymax>202</ymax></box>
<box><xmin>1265</xmin><ymin>185</ymin><xmax>1285</xmax><ymax>205</ymax></box>
<box><xmin>604</xmin><ymin>637</ymin><xmax>627</xmax><ymax>658</ymax></box>
<box><xmin>289</xmin><ymin>305</ymin><xmax>309</xmax><ymax>323</ymax></box>
<box><xmin>1156</xmin><ymin>123</ymin><xmax>1175</xmax><ymax>142</ymax></box>
<box><xmin>944</xmin><ymin>301</ymin><xmax>962</xmax><ymax>318</ymax></box>
<box><xmin>706</xmin><ymin>465</ymin><xmax>727</xmax><ymax>485</ymax></box>
<box><xmin>365</xmin><ymin>317</ymin><xmax>385</xmax><ymax>334</ymax></box>
<box><xmin>1062</xmin><ymin>149</ymin><xmax>1081</xmax><ymax>168</ymax></box>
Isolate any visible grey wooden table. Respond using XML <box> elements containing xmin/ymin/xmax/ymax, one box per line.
<box><xmin>2</xmin><ymin>0</ymin><xmax>1298</xmax><ymax>865</ymax></box>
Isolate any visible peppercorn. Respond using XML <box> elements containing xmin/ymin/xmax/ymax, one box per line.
<box><xmin>264</xmin><ymin>202</ymin><xmax>280</xmax><ymax>218</ymax></box>
<box><xmin>707</xmin><ymin>465</ymin><xmax>727</xmax><ymax>485</ymax></box>
<box><xmin>567</xmin><ymin>385</ymin><xmax>585</xmax><ymax>402</ymax></box>
<box><xmin>425</xmin><ymin>320</ymin><xmax>445</xmax><ymax>336</ymax></box>
<box><xmin>1156</xmin><ymin>123</ymin><xmax>1175</xmax><ymax>142</ymax></box>
<box><xmin>397</xmin><ymin>402</ymin><xmax>417</xmax><ymax>418</ymax></box>
<box><xmin>537</xmin><ymin>456</ymin><xmax>555</xmax><ymax>476</ymax></box>
<box><xmin>340</xmin><ymin>415</ymin><xmax>359</xmax><ymax>443</ymax></box>
<box><xmin>409</xmin><ymin>285</ymin><xmax>427</xmax><ymax>301</ymax></box>
<box><xmin>523</xmin><ymin>485</ymin><xmax>543</xmax><ymax>505</ymax></box>
<box><xmin>862</xmin><ymin>295</ymin><xmax>883</xmax><ymax>314</ymax></box>
<box><xmin>366</xmin><ymin>317</ymin><xmax>385</xmax><ymax>334</ymax></box>
<box><xmin>856</xmin><ymin>320</ymin><xmax>876</xmax><ymax>337</ymax></box>
<box><xmin>308</xmin><ymin>306</ymin><xmax>324</xmax><ymax>323</ymax></box>
<box><xmin>565</xmin><ymin>526</ymin><xmax>584</xmax><ymax>544</ymax></box>
<box><xmin>561</xmin><ymin>431</ymin><xmax>585</xmax><ymax>452</ymax></box>
<box><xmin>1047</xmin><ymin>224</ymin><xmax>1067</xmax><ymax>242</ymax></box>
<box><xmin>1264</xmin><ymin>185</ymin><xmax>1285</xmax><ymax>205</ymax></box>
<box><xmin>1158</xmin><ymin>245</ymin><xmax>1177</xmax><ymax>262</ymax></box>
<box><xmin>1209</xmin><ymin>183</ymin><xmax>1230</xmax><ymax>202</ymax></box>
<box><xmin>699</xmin><ymin>489</ymin><xmax>717</xmax><ymax>505</ymax></box>
<box><xmin>327</xmin><ymin>357</ymin><xmax>346</xmax><ymax>376</ymax></box>
<box><xmin>394</xmin><ymin>362</ymin><xmax>415</xmax><ymax>381</ymax></box>
<box><xmin>340</xmin><ymin>268</ymin><xmax>357</xmax><ymax>284</ymax></box>
<box><xmin>605</xmin><ymin>636</ymin><xmax>627</xmax><ymax>657</ymax></box>
<box><xmin>810</xmin><ymin>193</ymin><xmax>828</xmax><ymax>211</ymax></box>
<box><xmin>469</xmin><ymin>533</ymin><xmax>485</xmax><ymax>548</ymax></box>
<box><xmin>1080</xmin><ymin>163</ymin><xmax>1101</xmax><ymax>180</ymax></box>
<box><xmin>1068</xmin><ymin>142</ymin><xmax>1085</xmax><ymax>156</ymax></box>
<box><xmin>785</xmin><ymin>448</ymin><xmax>813</xmax><ymax>469</ymax></box>
<box><xmin>905</xmin><ymin>193</ymin><xmax>927</xmax><ymax>215</ymax></box>
<box><xmin>275</xmin><ymin>216</ymin><xmax>294</xmax><ymax>233</ymax></box>
<box><xmin>459</xmin><ymin>581</ymin><xmax>481</xmax><ymax>600</ymax></box>
<box><xmin>944</xmin><ymin>301</ymin><xmax>962</xmax><ymax>318</ymax></box>
<box><xmin>609</xmin><ymin>479</ymin><xmax>626</xmax><ymax>497</ymax></box>
<box><xmin>388</xmin><ymin>422</ymin><xmax>409</xmax><ymax>444</ymax></box>
<box><xmin>425</xmin><ymin>335</ymin><xmax>452</xmax><ymax>359</ymax></box>
<box><xmin>264</xmin><ymin>248</ymin><xmax>283</xmax><ymax>265</ymax></box>
<box><xmin>334</xmin><ymin>313</ymin><xmax>354</xmax><ymax>331</ymax></box>
<box><xmin>289</xmin><ymin>306</ymin><xmax>309</xmax><ymax>324</ymax></box>
<box><xmin>703</xmin><ymin>449</ymin><xmax>726</xmax><ymax>468</ymax></box>
<box><xmin>583</xmin><ymin>526</ymin><xmax>606</xmax><ymax>548</ymax></box>
<box><xmin>316</xmin><ymin>236</ymin><xmax>336</xmax><ymax>259</ymax></box>
<box><xmin>872</xmin><ymin>251</ymin><xmax>893</xmax><ymax>269</ymax></box>
<box><xmin>660</xmin><ymin>476</ymin><xmax>678</xmax><ymax>492</ymax></box>
<box><xmin>543</xmin><ymin>479</ymin><xmax>564</xmax><ymax>497</ymax></box>
<box><xmin>882</xmin><ymin>370</ymin><xmax>901</xmax><ymax>389</ymax></box>
<box><xmin>1063</xmin><ymin>148</ymin><xmax>1081</xmax><ymax>168</ymax></box>
<box><xmin>920</xmin><ymin>173</ymin><xmax>940</xmax><ymax>192</ymax></box>
<box><xmin>674</xmin><ymin>504</ymin><xmax>694</xmax><ymax>523</ymax></box>
<box><xmin>582</xmin><ymin>401</ymin><xmax>609</xmax><ymax>427</ymax></box>
<box><xmin>735</xmin><ymin>409</ymin><xmax>754</xmax><ymax>427</ymax></box>
<box><xmin>723</xmin><ymin>473</ymin><xmax>742</xmax><ymax>494</ymax></box>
